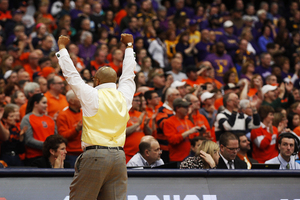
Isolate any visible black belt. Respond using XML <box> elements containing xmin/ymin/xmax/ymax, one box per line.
<box><xmin>85</xmin><ymin>145</ymin><xmax>123</xmax><ymax>151</ymax></box>
<box><xmin>4</xmin><ymin>151</ymin><xmax>16</xmax><ymax>156</ymax></box>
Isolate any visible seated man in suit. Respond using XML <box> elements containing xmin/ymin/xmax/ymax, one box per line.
<box><xmin>217</xmin><ymin>132</ymin><xmax>247</xmax><ymax>169</ymax></box>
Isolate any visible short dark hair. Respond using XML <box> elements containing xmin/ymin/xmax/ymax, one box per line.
<box><xmin>235</xmin><ymin>132</ymin><xmax>246</xmax><ymax>144</ymax></box>
<box><xmin>190</xmin><ymin>136</ymin><xmax>206</xmax><ymax>147</ymax></box>
<box><xmin>278</xmin><ymin>133</ymin><xmax>296</xmax><ymax>145</ymax></box>
<box><xmin>43</xmin><ymin>135</ymin><xmax>67</xmax><ymax>158</ymax></box>
<box><xmin>144</xmin><ymin>90</ymin><xmax>156</xmax><ymax>104</ymax></box>
<box><xmin>47</xmin><ymin>77</ymin><xmax>55</xmax><ymax>89</ymax></box>
<box><xmin>258</xmin><ymin>105</ymin><xmax>274</xmax><ymax>121</ymax></box>
<box><xmin>139</xmin><ymin>141</ymin><xmax>151</xmax><ymax>155</ymax></box>
<box><xmin>219</xmin><ymin>132</ymin><xmax>238</xmax><ymax>147</ymax></box>
<box><xmin>38</xmin><ymin>56</ymin><xmax>51</xmax><ymax>66</ymax></box>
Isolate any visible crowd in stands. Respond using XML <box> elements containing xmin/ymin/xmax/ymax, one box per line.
<box><xmin>0</xmin><ymin>0</ymin><xmax>300</xmax><ymax>169</ymax></box>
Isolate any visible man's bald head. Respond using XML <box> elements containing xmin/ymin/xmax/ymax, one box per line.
<box><xmin>94</xmin><ymin>66</ymin><xmax>117</xmax><ymax>86</ymax></box>
<box><xmin>140</xmin><ymin>135</ymin><xmax>155</xmax><ymax>143</ymax></box>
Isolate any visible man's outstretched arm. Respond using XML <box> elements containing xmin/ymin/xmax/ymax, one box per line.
<box><xmin>56</xmin><ymin>36</ymin><xmax>99</xmax><ymax>117</ymax></box>
<box><xmin>118</xmin><ymin>34</ymin><xmax>136</xmax><ymax>111</ymax></box>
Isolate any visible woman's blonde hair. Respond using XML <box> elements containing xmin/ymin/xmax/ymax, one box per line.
<box><xmin>195</xmin><ymin>140</ymin><xmax>219</xmax><ymax>168</ymax></box>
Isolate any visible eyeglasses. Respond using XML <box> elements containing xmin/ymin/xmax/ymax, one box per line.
<box><xmin>225</xmin><ymin>146</ymin><xmax>239</xmax><ymax>151</ymax></box>
<box><xmin>54</xmin><ymin>82</ymin><xmax>64</xmax><ymax>85</ymax></box>
<box><xmin>133</xmin><ymin>100</ymin><xmax>141</xmax><ymax>102</ymax></box>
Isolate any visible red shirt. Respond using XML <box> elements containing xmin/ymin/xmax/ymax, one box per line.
<box><xmin>251</xmin><ymin>125</ymin><xmax>278</xmax><ymax>163</ymax></box>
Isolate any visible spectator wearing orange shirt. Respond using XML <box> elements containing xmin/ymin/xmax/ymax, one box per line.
<box><xmin>108</xmin><ymin>49</ymin><xmax>123</xmax><ymax>76</ymax></box>
<box><xmin>155</xmin><ymin>87</ymin><xmax>180</xmax><ymax>163</ymax></box>
<box><xmin>38</xmin><ymin>0</ymin><xmax>57</xmax><ymax>32</ymax></box>
<box><xmin>0</xmin><ymin>0</ymin><xmax>11</xmax><ymax>23</ymax></box>
<box><xmin>44</xmin><ymin>76</ymin><xmax>68</xmax><ymax>119</ymax></box>
<box><xmin>124</xmin><ymin>93</ymin><xmax>152</xmax><ymax>163</ymax></box>
<box><xmin>87</xmin><ymin>49</ymin><xmax>109</xmax><ymax>76</ymax></box>
<box><xmin>163</xmin><ymin>98</ymin><xmax>200</xmax><ymax>162</ymax></box>
<box><xmin>184</xmin><ymin>94</ymin><xmax>211</xmax><ymax>140</ymax></box>
<box><xmin>20</xmin><ymin>93</ymin><xmax>57</xmax><ymax>166</ymax></box>
<box><xmin>23</xmin><ymin>51</ymin><xmax>41</xmax><ymax>81</ymax></box>
<box><xmin>144</xmin><ymin>90</ymin><xmax>160</xmax><ymax>136</ymax></box>
<box><xmin>56</xmin><ymin>90</ymin><xmax>82</xmax><ymax>168</ymax></box>
<box><xmin>182</xmin><ymin>66</ymin><xmax>202</xmax><ymax>88</ymax></box>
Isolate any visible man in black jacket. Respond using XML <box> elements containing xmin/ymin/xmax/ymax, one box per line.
<box><xmin>217</xmin><ymin>132</ymin><xmax>247</xmax><ymax>169</ymax></box>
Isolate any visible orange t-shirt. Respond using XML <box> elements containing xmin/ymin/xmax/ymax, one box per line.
<box><xmin>182</xmin><ymin>78</ymin><xmax>202</xmax><ymax>87</ymax></box>
<box><xmin>214</xmin><ymin>97</ymin><xmax>223</xmax><ymax>110</ymax></box>
<box><xmin>163</xmin><ymin>115</ymin><xmax>198</xmax><ymax>162</ymax></box>
<box><xmin>22</xmin><ymin>113</ymin><xmax>56</xmax><ymax>159</ymax></box>
<box><xmin>44</xmin><ymin>91</ymin><xmax>69</xmax><ymax>118</ymax></box>
<box><xmin>56</xmin><ymin>107</ymin><xmax>83</xmax><ymax>155</ymax></box>
<box><xmin>124</xmin><ymin>110</ymin><xmax>145</xmax><ymax>163</ymax></box>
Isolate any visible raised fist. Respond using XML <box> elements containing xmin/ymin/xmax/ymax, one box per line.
<box><xmin>121</xmin><ymin>34</ymin><xmax>133</xmax><ymax>45</ymax></box>
<box><xmin>58</xmin><ymin>35</ymin><xmax>70</xmax><ymax>50</ymax></box>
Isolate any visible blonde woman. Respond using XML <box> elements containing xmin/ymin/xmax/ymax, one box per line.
<box><xmin>180</xmin><ymin>140</ymin><xmax>220</xmax><ymax>169</ymax></box>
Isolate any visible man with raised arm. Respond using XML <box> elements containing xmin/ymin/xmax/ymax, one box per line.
<box><xmin>56</xmin><ymin>34</ymin><xmax>136</xmax><ymax>200</ymax></box>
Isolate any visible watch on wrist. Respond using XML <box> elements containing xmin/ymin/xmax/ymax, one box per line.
<box><xmin>127</xmin><ymin>42</ymin><xmax>133</xmax><ymax>47</ymax></box>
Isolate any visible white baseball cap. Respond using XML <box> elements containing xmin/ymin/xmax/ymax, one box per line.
<box><xmin>3</xmin><ymin>70</ymin><xmax>12</xmax><ymax>80</ymax></box>
<box><xmin>170</xmin><ymin>80</ymin><xmax>186</xmax><ymax>88</ymax></box>
<box><xmin>201</xmin><ymin>91</ymin><xmax>215</xmax><ymax>102</ymax></box>
<box><xmin>262</xmin><ymin>85</ymin><xmax>277</xmax><ymax>96</ymax></box>
<box><xmin>223</xmin><ymin>20</ymin><xmax>234</xmax><ymax>28</ymax></box>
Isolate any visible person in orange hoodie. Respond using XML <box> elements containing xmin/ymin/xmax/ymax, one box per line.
<box><xmin>56</xmin><ymin>90</ymin><xmax>82</xmax><ymax>168</ymax></box>
<box><xmin>163</xmin><ymin>98</ymin><xmax>200</xmax><ymax>162</ymax></box>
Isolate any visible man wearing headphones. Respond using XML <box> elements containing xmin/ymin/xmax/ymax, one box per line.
<box><xmin>265</xmin><ymin>132</ymin><xmax>300</xmax><ymax>169</ymax></box>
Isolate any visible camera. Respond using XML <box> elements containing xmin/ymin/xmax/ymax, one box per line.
<box><xmin>197</xmin><ymin>127</ymin><xmax>205</xmax><ymax>133</ymax></box>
